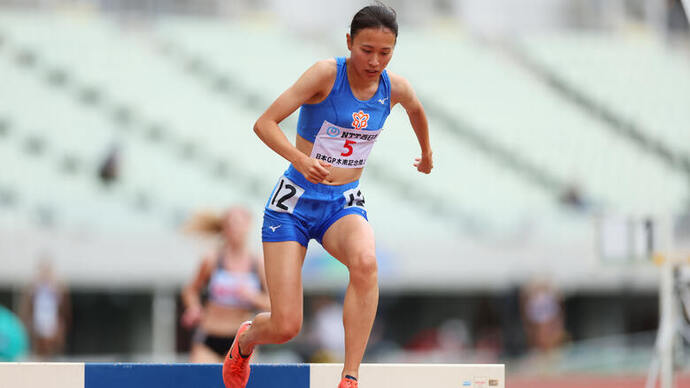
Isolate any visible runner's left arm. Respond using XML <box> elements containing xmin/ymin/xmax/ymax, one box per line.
<box><xmin>389</xmin><ymin>72</ymin><xmax>433</xmax><ymax>174</ymax></box>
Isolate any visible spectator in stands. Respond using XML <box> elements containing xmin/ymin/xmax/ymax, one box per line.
<box><xmin>668</xmin><ymin>0</ymin><xmax>689</xmax><ymax>33</ymax></box>
<box><xmin>181</xmin><ymin>207</ymin><xmax>269</xmax><ymax>363</ymax></box>
<box><xmin>473</xmin><ymin>298</ymin><xmax>503</xmax><ymax>362</ymax></box>
<box><xmin>19</xmin><ymin>257</ymin><xmax>71</xmax><ymax>360</ymax></box>
<box><xmin>0</xmin><ymin>305</ymin><xmax>29</xmax><ymax>361</ymax></box>
<box><xmin>306</xmin><ymin>294</ymin><xmax>345</xmax><ymax>362</ymax></box>
<box><xmin>520</xmin><ymin>278</ymin><xmax>567</xmax><ymax>353</ymax></box>
<box><xmin>98</xmin><ymin>145</ymin><xmax>120</xmax><ymax>186</ymax></box>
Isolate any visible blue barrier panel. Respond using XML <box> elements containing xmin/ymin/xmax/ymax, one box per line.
<box><xmin>249</xmin><ymin>364</ymin><xmax>309</xmax><ymax>388</ymax></box>
<box><xmin>85</xmin><ymin>363</ymin><xmax>310</xmax><ymax>388</ymax></box>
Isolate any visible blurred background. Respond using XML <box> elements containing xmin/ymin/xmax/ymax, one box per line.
<box><xmin>0</xmin><ymin>0</ymin><xmax>689</xmax><ymax>386</ymax></box>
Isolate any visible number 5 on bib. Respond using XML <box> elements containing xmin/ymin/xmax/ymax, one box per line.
<box><xmin>341</xmin><ymin>140</ymin><xmax>356</xmax><ymax>157</ymax></box>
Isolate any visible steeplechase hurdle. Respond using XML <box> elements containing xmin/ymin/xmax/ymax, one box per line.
<box><xmin>0</xmin><ymin>363</ymin><xmax>504</xmax><ymax>388</ymax></box>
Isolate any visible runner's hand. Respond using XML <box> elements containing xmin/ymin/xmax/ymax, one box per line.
<box><xmin>181</xmin><ymin>305</ymin><xmax>202</xmax><ymax>328</ymax></box>
<box><xmin>296</xmin><ymin>155</ymin><xmax>331</xmax><ymax>183</ymax></box>
<box><xmin>414</xmin><ymin>153</ymin><xmax>433</xmax><ymax>174</ymax></box>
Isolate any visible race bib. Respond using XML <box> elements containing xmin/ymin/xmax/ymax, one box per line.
<box><xmin>343</xmin><ymin>187</ymin><xmax>366</xmax><ymax>209</ymax></box>
<box><xmin>310</xmin><ymin>121</ymin><xmax>382</xmax><ymax>168</ymax></box>
<box><xmin>267</xmin><ymin>176</ymin><xmax>305</xmax><ymax>214</ymax></box>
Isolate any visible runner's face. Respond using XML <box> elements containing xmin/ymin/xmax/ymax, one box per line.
<box><xmin>223</xmin><ymin>208</ymin><xmax>251</xmax><ymax>244</ymax></box>
<box><xmin>347</xmin><ymin>27</ymin><xmax>396</xmax><ymax>80</ymax></box>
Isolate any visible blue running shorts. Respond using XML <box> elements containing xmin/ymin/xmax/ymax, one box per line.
<box><xmin>262</xmin><ymin>165</ymin><xmax>368</xmax><ymax>247</ymax></box>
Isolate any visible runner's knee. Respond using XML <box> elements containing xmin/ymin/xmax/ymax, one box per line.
<box><xmin>272</xmin><ymin>314</ymin><xmax>302</xmax><ymax>343</ymax></box>
<box><xmin>347</xmin><ymin>251</ymin><xmax>377</xmax><ymax>286</ymax></box>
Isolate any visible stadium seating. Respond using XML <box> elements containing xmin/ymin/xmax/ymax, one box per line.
<box><xmin>392</xmin><ymin>28</ymin><xmax>688</xmax><ymax>216</ymax></box>
<box><xmin>1</xmin><ymin>10</ymin><xmax>687</xmax><ymax>289</ymax></box>
<box><xmin>519</xmin><ymin>33</ymin><xmax>690</xmax><ymax>157</ymax></box>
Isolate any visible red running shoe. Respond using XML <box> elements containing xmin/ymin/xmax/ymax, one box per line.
<box><xmin>222</xmin><ymin>321</ymin><xmax>253</xmax><ymax>388</ymax></box>
<box><xmin>338</xmin><ymin>375</ymin><xmax>358</xmax><ymax>388</ymax></box>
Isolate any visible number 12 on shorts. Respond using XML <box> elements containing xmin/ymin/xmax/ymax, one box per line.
<box><xmin>268</xmin><ymin>176</ymin><xmax>305</xmax><ymax>214</ymax></box>
<box><xmin>343</xmin><ymin>187</ymin><xmax>365</xmax><ymax>209</ymax></box>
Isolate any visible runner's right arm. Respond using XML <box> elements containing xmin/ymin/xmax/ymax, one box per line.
<box><xmin>253</xmin><ymin>60</ymin><xmax>335</xmax><ymax>183</ymax></box>
<box><xmin>180</xmin><ymin>255</ymin><xmax>213</xmax><ymax>327</ymax></box>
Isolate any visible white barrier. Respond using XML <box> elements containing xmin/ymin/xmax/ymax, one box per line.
<box><xmin>0</xmin><ymin>362</ymin><xmax>505</xmax><ymax>388</ymax></box>
<box><xmin>311</xmin><ymin>363</ymin><xmax>504</xmax><ymax>388</ymax></box>
<box><xmin>0</xmin><ymin>363</ymin><xmax>84</xmax><ymax>388</ymax></box>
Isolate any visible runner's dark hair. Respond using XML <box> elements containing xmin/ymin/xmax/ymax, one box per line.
<box><xmin>350</xmin><ymin>2</ymin><xmax>398</xmax><ymax>40</ymax></box>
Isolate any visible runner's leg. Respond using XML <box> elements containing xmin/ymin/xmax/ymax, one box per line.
<box><xmin>238</xmin><ymin>241</ymin><xmax>306</xmax><ymax>353</ymax></box>
<box><xmin>321</xmin><ymin>214</ymin><xmax>378</xmax><ymax>380</ymax></box>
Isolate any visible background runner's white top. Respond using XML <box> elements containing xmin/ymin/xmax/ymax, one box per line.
<box><xmin>309</xmin><ymin>121</ymin><xmax>382</xmax><ymax>169</ymax></box>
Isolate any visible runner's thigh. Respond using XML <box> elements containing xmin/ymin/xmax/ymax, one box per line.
<box><xmin>321</xmin><ymin>214</ymin><xmax>375</xmax><ymax>268</ymax></box>
<box><xmin>262</xmin><ymin>241</ymin><xmax>307</xmax><ymax>319</ymax></box>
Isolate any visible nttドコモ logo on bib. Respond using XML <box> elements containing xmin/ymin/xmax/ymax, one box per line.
<box><xmin>351</xmin><ymin>111</ymin><xmax>369</xmax><ymax>130</ymax></box>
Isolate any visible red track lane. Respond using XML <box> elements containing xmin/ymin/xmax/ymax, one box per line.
<box><xmin>508</xmin><ymin>374</ymin><xmax>690</xmax><ymax>388</ymax></box>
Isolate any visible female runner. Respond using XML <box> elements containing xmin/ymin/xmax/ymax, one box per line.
<box><xmin>223</xmin><ymin>4</ymin><xmax>432</xmax><ymax>388</ymax></box>
<box><xmin>181</xmin><ymin>207</ymin><xmax>269</xmax><ymax>363</ymax></box>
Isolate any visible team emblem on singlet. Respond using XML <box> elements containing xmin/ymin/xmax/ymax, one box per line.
<box><xmin>351</xmin><ymin>111</ymin><xmax>369</xmax><ymax>130</ymax></box>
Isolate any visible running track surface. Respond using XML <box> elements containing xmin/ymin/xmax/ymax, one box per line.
<box><xmin>509</xmin><ymin>374</ymin><xmax>690</xmax><ymax>388</ymax></box>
